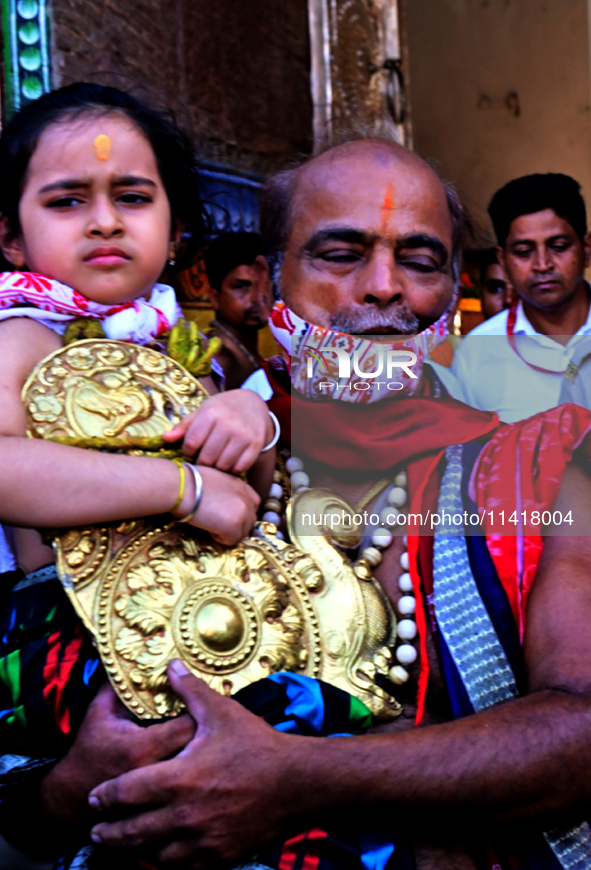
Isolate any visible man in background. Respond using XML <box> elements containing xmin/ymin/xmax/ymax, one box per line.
<box><xmin>431</xmin><ymin>173</ymin><xmax>591</xmax><ymax>421</ymax></box>
<box><xmin>204</xmin><ymin>232</ymin><xmax>272</xmax><ymax>389</ymax></box>
<box><xmin>479</xmin><ymin>247</ymin><xmax>512</xmax><ymax>320</ymax></box>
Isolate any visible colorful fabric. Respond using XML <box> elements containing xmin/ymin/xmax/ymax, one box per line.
<box><xmin>0</xmin><ymin>565</ymin><xmax>102</xmax><ymax>758</ymax></box>
<box><xmin>0</xmin><ymin>271</ymin><xmax>180</xmax><ymax>344</ymax></box>
<box><xmin>432</xmin><ymin>445</ymin><xmax>591</xmax><ymax>870</ymax></box>
<box><xmin>269</xmin><ymin>300</ymin><xmax>454</xmax><ymax>403</ymax></box>
<box><xmin>0</xmin><ymin>572</ymin><xmax>406</xmax><ymax>870</ymax></box>
<box><xmin>433</xmin><ymin>445</ymin><xmax>519</xmax><ymax>712</ymax></box>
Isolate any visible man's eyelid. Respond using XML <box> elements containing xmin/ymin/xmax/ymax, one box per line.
<box><xmin>396</xmin><ymin>250</ymin><xmax>442</xmax><ymax>268</ymax></box>
<box><xmin>315</xmin><ymin>243</ymin><xmax>365</xmax><ymax>254</ymax></box>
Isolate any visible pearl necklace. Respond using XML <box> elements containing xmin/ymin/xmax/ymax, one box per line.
<box><xmin>261</xmin><ymin>455</ymin><xmax>418</xmax><ymax>687</ymax></box>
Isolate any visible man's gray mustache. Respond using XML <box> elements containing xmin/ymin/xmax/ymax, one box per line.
<box><xmin>330</xmin><ymin>306</ymin><xmax>420</xmax><ymax>335</ymax></box>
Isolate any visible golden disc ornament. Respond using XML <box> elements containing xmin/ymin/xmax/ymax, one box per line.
<box><xmin>23</xmin><ymin>339</ymin><xmax>207</xmax><ymax>448</ymax></box>
<box><xmin>22</xmin><ymin>339</ymin><xmax>402</xmax><ymax>721</ymax></box>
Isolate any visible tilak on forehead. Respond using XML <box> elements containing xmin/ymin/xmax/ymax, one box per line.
<box><xmin>93</xmin><ymin>134</ymin><xmax>111</xmax><ymax>161</ymax></box>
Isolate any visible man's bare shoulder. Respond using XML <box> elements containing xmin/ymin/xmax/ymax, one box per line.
<box><xmin>525</xmin><ymin>460</ymin><xmax>591</xmax><ymax>694</ymax></box>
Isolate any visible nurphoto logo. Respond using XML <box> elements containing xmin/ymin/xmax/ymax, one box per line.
<box><xmin>304</xmin><ymin>345</ymin><xmax>418</xmax><ymax>393</ymax></box>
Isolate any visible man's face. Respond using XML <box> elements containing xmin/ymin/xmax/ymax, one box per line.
<box><xmin>279</xmin><ymin>143</ymin><xmax>455</xmax><ymax>335</ymax></box>
<box><xmin>212</xmin><ymin>257</ymin><xmax>272</xmax><ymax>329</ymax></box>
<box><xmin>481</xmin><ymin>263</ymin><xmax>511</xmax><ymax>320</ymax></box>
<box><xmin>499</xmin><ymin>209</ymin><xmax>590</xmax><ymax>311</ymax></box>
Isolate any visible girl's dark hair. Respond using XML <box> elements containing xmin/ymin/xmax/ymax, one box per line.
<box><xmin>0</xmin><ymin>82</ymin><xmax>207</xmax><ymax>271</ymax></box>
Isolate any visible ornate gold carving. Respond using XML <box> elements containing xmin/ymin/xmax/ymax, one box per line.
<box><xmin>288</xmin><ymin>489</ymin><xmax>400</xmax><ymax>719</ymax></box>
<box><xmin>58</xmin><ymin>527</ymin><xmax>111</xmax><ymax>590</ymax></box>
<box><xmin>23</xmin><ymin>339</ymin><xmax>206</xmax><ymax>444</ymax></box>
<box><xmin>55</xmin><ymin>520</ymin><xmax>322</xmax><ymax>718</ymax></box>
<box><xmin>24</xmin><ymin>340</ymin><xmax>401</xmax><ymax>722</ymax></box>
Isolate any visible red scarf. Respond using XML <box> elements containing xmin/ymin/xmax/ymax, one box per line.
<box><xmin>264</xmin><ymin>358</ymin><xmax>500</xmax><ymax>468</ymax></box>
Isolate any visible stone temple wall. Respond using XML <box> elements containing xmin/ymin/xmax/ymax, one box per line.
<box><xmin>50</xmin><ymin>0</ymin><xmax>313</xmax><ymax>174</ymax></box>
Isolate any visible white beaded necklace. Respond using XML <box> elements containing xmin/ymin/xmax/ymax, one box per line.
<box><xmin>261</xmin><ymin>457</ymin><xmax>418</xmax><ymax>687</ymax></box>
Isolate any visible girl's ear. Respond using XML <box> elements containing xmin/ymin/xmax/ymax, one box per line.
<box><xmin>0</xmin><ymin>219</ymin><xmax>26</xmax><ymax>268</ymax></box>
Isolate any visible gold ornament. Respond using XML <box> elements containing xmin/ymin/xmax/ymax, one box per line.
<box><xmin>23</xmin><ymin>340</ymin><xmax>402</xmax><ymax>721</ymax></box>
<box><xmin>23</xmin><ymin>339</ymin><xmax>207</xmax><ymax>450</ymax></box>
<box><xmin>288</xmin><ymin>489</ymin><xmax>400</xmax><ymax>718</ymax></box>
<box><xmin>55</xmin><ymin>520</ymin><xmax>322</xmax><ymax>717</ymax></box>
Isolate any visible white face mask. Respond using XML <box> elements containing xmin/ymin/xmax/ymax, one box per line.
<box><xmin>269</xmin><ymin>300</ymin><xmax>455</xmax><ymax>404</ymax></box>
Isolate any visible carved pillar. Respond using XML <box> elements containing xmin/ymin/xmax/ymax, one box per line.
<box><xmin>308</xmin><ymin>0</ymin><xmax>412</xmax><ymax>149</ymax></box>
<box><xmin>1</xmin><ymin>0</ymin><xmax>52</xmax><ymax>116</ymax></box>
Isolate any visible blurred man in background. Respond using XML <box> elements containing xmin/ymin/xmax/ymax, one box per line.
<box><xmin>431</xmin><ymin>173</ymin><xmax>591</xmax><ymax>420</ymax></box>
<box><xmin>204</xmin><ymin>232</ymin><xmax>272</xmax><ymax>389</ymax></box>
<box><xmin>479</xmin><ymin>247</ymin><xmax>512</xmax><ymax>320</ymax></box>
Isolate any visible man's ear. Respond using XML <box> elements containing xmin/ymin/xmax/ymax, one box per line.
<box><xmin>583</xmin><ymin>232</ymin><xmax>591</xmax><ymax>269</ymax></box>
<box><xmin>207</xmin><ymin>286</ymin><xmax>221</xmax><ymax>311</ymax></box>
<box><xmin>254</xmin><ymin>254</ymin><xmax>270</xmax><ymax>276</ymax></box>
<box><xmin>496</xmin><ymin>245</ymin><xmax>507</xmax><ymax>273</ymax></box>
<box><xmin>0</xmin><ymin>219</ymin><xmax>26</xmax><ymax>268</ymax></box>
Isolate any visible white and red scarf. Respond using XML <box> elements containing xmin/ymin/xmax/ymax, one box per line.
<box><xmin>269</xmin><ymin>300</ymin><xmax>452</xmax><ymax>404</ymax></box>
<box><xmin>0</xmin><ymin>271</ymin><xmax>180</xmax><ymax>344</ymax></box>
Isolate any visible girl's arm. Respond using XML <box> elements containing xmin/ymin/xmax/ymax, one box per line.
<box><xmin>0</xmin><ymin>318</ymin><xmax>259</xmax><ymax>544</ymax></box>
<box><xmin>0</xmin><ymin>434</ymin><xmax>258</xmax><ymax>544</ymax></box>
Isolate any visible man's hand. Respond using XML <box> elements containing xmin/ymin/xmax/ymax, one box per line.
<box><xmin>39</xmin><ymin>682</ymin><xmax>195</xmax><ymax>829</ymax></box>
<box><xmin>163</xmin><ymin>390</ymin><xmax>274</xmax><ymax>474</ymax></box>
<box><xmin>88</xmin><ymin>660</ymin><xmax>290</xmax><ymax>867</ymax></box>
<box><xmin>176</xmin><ymin>465</ymin><xmax>260</xmax><ymax>545</ymax></box>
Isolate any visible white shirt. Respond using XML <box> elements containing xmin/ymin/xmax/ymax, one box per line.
<box><xmin>241</xmin><ymin>367</ymin><xmax>273</xmax><ymax>400</ymax></box>
<box><xmin>428</xmin><ymin>296</ymin><xmax>591</xmax><ymax>422</ymax></box>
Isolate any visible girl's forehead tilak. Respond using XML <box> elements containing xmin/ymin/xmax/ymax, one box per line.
<box><xmin>93</xmin><ymin>134</ymin><xmax>111</xmax><ymax>161</ymax></box>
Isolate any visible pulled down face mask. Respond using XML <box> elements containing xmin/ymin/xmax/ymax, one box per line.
<box><xmin>269</xmin><ymin>300</ymin><xmax>456</xmax><ymax>404</ymax></box>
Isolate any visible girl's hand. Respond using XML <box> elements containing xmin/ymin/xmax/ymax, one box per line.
<box><xmin>163</xmin><ymin>390</ymin><xmax>275</xmax><ymax>474</ymax></box>
<box><xmin>173</xmin><ymin>465</ymin><xmax>260</xmax><ymax>546</ymax></box>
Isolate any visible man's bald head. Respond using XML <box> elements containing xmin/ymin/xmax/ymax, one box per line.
<box><xmin>261</xmin><ymin>138</ymin><xmax>464</xmax><ymax>293</ymax></box>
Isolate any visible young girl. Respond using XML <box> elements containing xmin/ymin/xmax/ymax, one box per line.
<box><xmin>0</xmin><ymin>83</ymin><xmax>276</xmax><ymax>858</ymax></box>
<box><xmin>0</xmin><ymin>82</ymin><xmax>276</xmax><ymax>569</ymax></box>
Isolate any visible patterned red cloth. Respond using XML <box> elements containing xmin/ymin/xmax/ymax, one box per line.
<box><xmin>0</xmin><ymin>271</ymin><xmax>180</xmax><ymax>343</ymax></box>
<box><xmin>472</xmin><ymin>403</ymin><xmax>591</xmax><ymax>638</ymax></box>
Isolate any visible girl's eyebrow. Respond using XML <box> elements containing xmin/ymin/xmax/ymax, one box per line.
<box><xmin>39</xmin><ymin>175</ymin><xmax>157</xmax><ymax>194</ymax></box>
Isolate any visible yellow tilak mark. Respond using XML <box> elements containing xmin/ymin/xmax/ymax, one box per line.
<box><xmin>94</xmin><ymin>134</ymin><xmax>112</xmax><ymax>161</ymax></box>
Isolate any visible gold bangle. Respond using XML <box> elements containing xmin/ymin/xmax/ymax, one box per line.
<box><xmin>170</xmin><ymin>461</ymin><xmax>186</xmax><ymax>514</ymax></box>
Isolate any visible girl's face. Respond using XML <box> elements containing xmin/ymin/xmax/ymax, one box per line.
<box><xmin>2</xmin><ymin>112</ymin><xmax>175</xmax><ymax>304</ymax></box>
